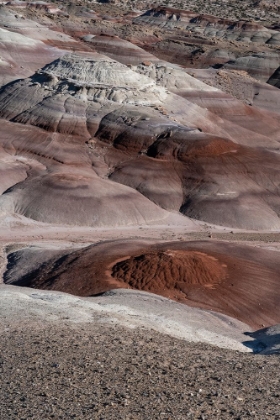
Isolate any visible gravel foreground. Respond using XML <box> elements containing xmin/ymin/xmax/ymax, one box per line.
<box><xmin>0</xmin><ymin>323</ymin><xmax>279</xmax><ymax>420</ymax></box>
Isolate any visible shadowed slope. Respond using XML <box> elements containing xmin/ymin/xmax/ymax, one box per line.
<box><xmin>268</xmin><ymin>66</ymin><xmax>280</xmax><ymax>88</ymax></box>
<box><xmin>110</xmin><ymin>130</ymin><xmax>280</xmax><ymax>229</ymax></box>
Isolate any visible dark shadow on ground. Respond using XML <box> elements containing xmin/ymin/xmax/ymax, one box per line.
<box><xmin>243</xmin><ymin>325</ymin><xmax>280</xmax><ymax>354</ymax></box>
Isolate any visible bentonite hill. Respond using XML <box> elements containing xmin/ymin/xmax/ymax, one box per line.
<box><xmin>0</xmin><ymin>0</ymin><xmax>280</xmax><ymax>418</ymax></box>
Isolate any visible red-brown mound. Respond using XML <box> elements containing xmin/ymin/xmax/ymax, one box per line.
<box><xmin>112</xmin><ymin>250</ymin><xmax>227</xmax><ymax>296</ymax></box>
<box><xmin>5</xmin><ymin>240</ymin><xmax>280</xmax><ymax>328</ymax></box>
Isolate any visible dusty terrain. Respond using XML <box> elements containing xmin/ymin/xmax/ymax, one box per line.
<box><xmin>1</xmin><ymin>322</ymin><xmax>280</xmax><ymax>420</ymax></box>
<box><xmin>0</xmin><ymin>286</ymin><xmax>280</xmax><ymax>419</ymax></box>
<box><xmin>0</xmin><ymin>0</ymin><xmax>280</xmax><ymax>418</ymax></box>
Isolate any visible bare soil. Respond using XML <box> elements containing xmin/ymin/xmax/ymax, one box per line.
<box><xmin>112</xmin><ymin>250</ymin><xmax>227</xmax><ymax>294</ymax></box>
<box><xmin>5</xmin><ymin>239</ymin><xmax>280</xmax><ymax>329</ymax></box>
<box><xmin>0</xmin><ymin>322</ymin><xmax>279</xmax><ymax>420</ymax></box>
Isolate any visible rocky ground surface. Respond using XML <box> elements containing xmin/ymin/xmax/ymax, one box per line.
<box><xmin>119</xmin><ymin>0</ymin><xmax>280</xmax><ymax>25</ymax></box>
<box><xmin>0</xmin><ymin>322</ymin><xmax>280</xmax><ymax>420</ymax></box>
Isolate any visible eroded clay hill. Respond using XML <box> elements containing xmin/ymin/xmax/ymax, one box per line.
<box><xmin>4</xmin><ymin>240</ymin><xmax>280</xmax><ymax>328</ymax></box>
<box><xmin>136</xmin><ymin>7</ymin><xmax>280</xmax><ymax>46</ymax></box>
<box><xmin>0</xmin><ymin>51</ymin><xmax>280</xmax><ymax>229</ymax></box>
<box><xmin>111</xmin><ymin>250</ymin><xmax>227</xmax><ymax>290</ymax></box>
<box><xmin>1</xmin><ymin>1</ymin><xmax>280</xmax><ymax>333</ymax></box>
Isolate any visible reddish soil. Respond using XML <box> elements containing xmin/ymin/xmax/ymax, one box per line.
<box><xmin>5</xmin><ymin>240</ymin><xmax>280</xmax><ymax>329</ymax></box>
<box><xmin>111</xmin><ymin>250</ymin><xmax>227</xmax><ymax>299</ymax></box>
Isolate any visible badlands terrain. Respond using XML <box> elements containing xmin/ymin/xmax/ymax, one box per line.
<box><xmin>0</xmin><ymin>0</ymin><xmax>280</xmax><ymax>418</ymax></box>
